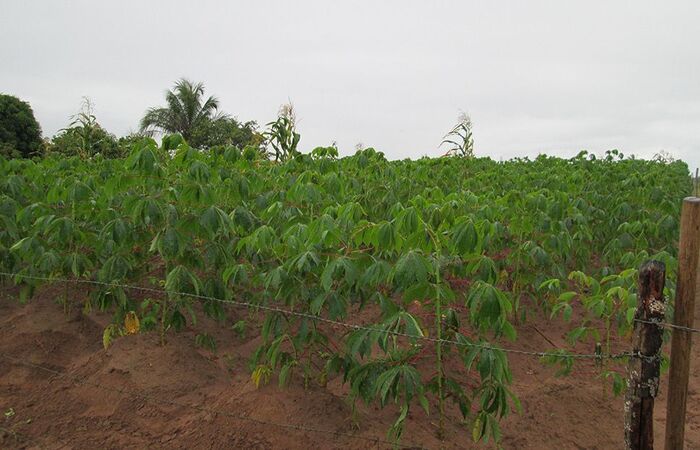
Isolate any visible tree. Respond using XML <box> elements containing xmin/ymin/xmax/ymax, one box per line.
<box><xmin>0</xmin><ymin>94</ymin><xmax>43</xmax><ymax>158</ymax></box>
<box><xmin>190</xmin><ymin>117</ymin><xmax>262</xmax><ymax>150</ymax></box>
<box><xmin>140</xmin><ymin>79</ymin><xmax>226</xmax><ymax>148</ymax></box>
<box><xmin>47</xmin><ymin>98</ymin><xmax>124</xmax><ymax>159</ymax></box>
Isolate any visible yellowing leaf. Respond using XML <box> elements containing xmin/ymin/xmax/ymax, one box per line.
<box><xmin>124</xmin><ymin>311</ymin><xmax>140</xmax><ymax>335</ymax></box>
<box><xmin>472</xmin><ymin>416</ymin><xmax>483</xmax><ymax>442</ymax></box>
<box><xmin>103</xmin><ymin>324</ymin><xmax>118</xmax><ymax>350</ymax></box>
<box><xmin>251</xmin><ymin>365</ymin><xmax>271</xmax><ymax>388</ymax></box>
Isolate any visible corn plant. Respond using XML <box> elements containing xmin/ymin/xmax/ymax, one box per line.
<box><xmin>441</xmin><ymin>112</ymin><xmax>474</xmax><ymax>158</ymax></box>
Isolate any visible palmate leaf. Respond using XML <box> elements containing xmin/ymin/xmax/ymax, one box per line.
<box><xmin>222</xmin><ymin>264</ymin><xmax>249</xmax><ymax>286</ymax></box>
<box><xmin>101</xmin><ymin>218</ymin><xmax>130</xmax><ymax>245</ymax></box>
<box><xmin>231</xmin><ymin>206</ymin><xmax>256</xmax><ymax>231</ymax></box>
<box><xmin>131</xmin><ymin>198</ymin><xmax>164</xmax><ymax>227</ymax></box>
<box><xmin>351</xmin><ymin>220</ymin><xmax>378</xmax><ymax>248</ymax></box>
<box><xmin>384</xmin><ymin>311</ymin><xmax>425</xmax><ymax>341</ymax></box>
<box><xmin>10</xmin><ymin>236</ymin><xmax>43</xmax><ymax>259</ymax></box>
<box><xmin>402</xmin><ymin>281</ymin><xmax>433</xmax><ymax>303</ymax></box>
<box><xmin>466</xmin><ymin>281</ymin><xmax>513</xmax><ymax>333</ymax></box>
<box><xmin>390</xmin><ymin>250</ymin><xmax>433</xmax><ymax>290</ymax></box>
<box><xmin>66</xmin><ymin>181</ymin><xmax>92</xmax><ymax>203</ymax></box>
<box><xmin>347</xmin><ymin>328</ymin><xmax>379</xmax><ymax>359</ymax></box>
<box><xmin>263</xmin><ymin>266</ymin><xmax>286</xmax><ymax>291</ymax></box>
<box><xmin>451</xmin><ymin>217</ymin><xmax>480</xmax><ymax>255</ymax></box>
<box><xmin>550</xmin><ymin>301</ymin><xmax>573</xmax><ymax>322</ymax></box>
<box><xmin>37</xmin><ymin>250</ymin><xmax>60</xmax><ymax>273</ymax></box>
<box><xmin>306</xmin><ymin>214</ymin><xmax>340</xmax><ymax>247</ymax></box>
<box><xmin>396</xmin><ymin>207</ymin><xmax>420</xmax><ymax>235</ymax></box>
<box><xmin>165</xmin><ymin>265</ymin><xmax>202</xmax><ymax>296</ymax></box>
<box><xmin>16</xmin><ymin>203</ymin><xmax>51</xmax><ymax>228</ymax></box>
<box><xmin>375</xmin><ymin>366</ymin><xmax>401</xmax><ymax>405</ymax></box>
<box><xmin>347</xmin><ymin>361</ymin><xmax>386</xmax><ymax>403</ymax></box>
<box><xmin>538</xmin><ymin>278</ymin><xmax>561</xmax><ymax>293</ymax></box>
<box><xmin>199</xmin><ymin>205</ymin><xmax>232</xmax><ymax>236</ymax></box>
<box><xmin>375</xmin><ymin>221</ymin><xmax>397</xmax><ymax>252</ymax></box>
<box><xmin>64</xmin><ymin>252</ymin><xmax>93</xmax><ymax>277</ymax></box>
<box><xmin>467</xmin><ymin>255</ymin><xmax>498</xmax><ymax>284</ymax></box>
<box><xmin>44</xmin><ymin>216</ymin><xmax>76</xmax><ymax>243</ymax></box>
<box><xmin>359</xmin><ymin>258</ymin><xmax>391</xmax><ymax>288</ymax></box>
<box><xmin>151</xmin><ymin>227</ymin><xmax>183</xmax><ymax>259</ymax></box>
<box><xmin>336</xmin><ymin>201</ymin><xmax>365</xmax><ymax>229</ymax></box>
<box><xmin>310</xmin><ymin>292</ymin><xmax>326</xmax><ymax>315</ymax></box>
<box><xmin>375</xmin><ymin>364</ymin><xmax>427</xmax><ymax>443</ymax></box>
<box><xmin>288</xmin><ymin>250</ymin><xmax>320</xmax><ymax>273</ymax></box>
<box><xmin>99</xmin><ymin>254</ymin><xmax>131</xmax><ymax>282</ymax></box>
<box><xmin>311</xmin><ymin>291</ymin><xmax>348</xmax><ymax>319</ymax></box>
<box><xmin>179</xmin><ymin>182</ymin><xmax>213</xmax><ymax>205</ymax></box>
<box><xmin>125</xmin><ymin>144</ymin><xmax>159</xmax><ymax>174</ymax></box>
<box><xmin>188</xmin><ymin>161</ymin><xmax>211</xmax><ymax>183</ymax></box>
<box><xmin>320</xmin><ymin>256</ymin><xmax>358</xmax><ymax>291</ymax></box>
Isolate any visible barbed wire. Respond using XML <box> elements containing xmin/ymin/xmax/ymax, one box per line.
<box><xmin>634</xmin><ymin>317</ymin><xmax>700</xmax><ymax>334</ymax></box>
<box><xmin>0</xmin><ymin>271</ymin><xmax>647</xmax><ymax>362</ymax></box>
<box><xmin>0</xmin><ymin>353</ymin><xmax>417</xmax><ymax>449</ymax></box>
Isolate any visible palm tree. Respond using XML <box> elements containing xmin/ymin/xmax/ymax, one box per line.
<box><xmin>140</xmin><ymin>78</ymin><xmax>226</xmax><ymax>147</ymax></box>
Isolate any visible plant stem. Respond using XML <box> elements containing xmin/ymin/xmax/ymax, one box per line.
<box><xmin>435</xmin><ymin>276</ymin><xmax>445</xmax><ymax>439</ymax></box>
<box><xmin>63</xmin><ymin>279</ymin><xmax>70</xmax><ymax>315</ymax></box>
<box><xmin>160</xmin><ymin>297</ymin><xmax>168</xmax><ymax>346</ymax></box>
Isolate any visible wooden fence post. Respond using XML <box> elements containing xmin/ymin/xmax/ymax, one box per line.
<box><xmin>665</xmin><ymin>197</ymin><xmax>700</xmax><ymax>450</ymax></box>
<box><xmin>624</xmin><ymin>260</ymin><xmax>666</xmax><ymax>450</ymax></box>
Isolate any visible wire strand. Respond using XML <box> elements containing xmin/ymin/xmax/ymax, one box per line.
<box><xmin>0</xmin><ymin>353</ymin><xmax>416</xmax><ymax>449</ymax></box>
<box><xmin>634</xmin><ymin>317</ymin><xmax>700</xmax><ymax>334</ymax></box>
<box><xmin>0</xmin><ymin>271</ymin><xmax>645</xmax><ymax>362</ymax></box>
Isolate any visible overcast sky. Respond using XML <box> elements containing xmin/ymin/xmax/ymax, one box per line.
<box><xmin>2</xmin><ymin>1</ymin><xmax>699</xmax><ymax>170</ymax></box>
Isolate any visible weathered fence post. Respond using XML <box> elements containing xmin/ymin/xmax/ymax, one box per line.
<box><xmin>665</xmin><ymin>197</ymin><xmax>700</xmax><ymax>450</ymax></box>
<box><xmin>624</xmin><ymin>260</ymin><xmax>666</xmax><ymax>450</ymax></box>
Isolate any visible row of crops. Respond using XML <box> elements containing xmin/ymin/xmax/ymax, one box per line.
<box><xmin>0</xmin><ymin>137</ymin><xmax>692</xmax><ymax>445</ymax></box>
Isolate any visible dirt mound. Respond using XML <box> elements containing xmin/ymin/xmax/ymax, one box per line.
<box><xmin>1</xmin><ymin>286</ymin><xmax>699</xmax><ymax>449</ymax></box>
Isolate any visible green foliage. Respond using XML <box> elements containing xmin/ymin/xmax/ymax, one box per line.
<box><xmin>310</xmin><ymin>145</ymin><xmax>338</xmax><ymax>160</ymax></box>
<box><xmin>264</xmin><ymin>103</ymin><xmax>300</xmax><ymax>162</ymax></box>
<box><xmin>47</xmin><ymin>98</ymin><xmax>125</xmax><ymax>159</ymax></box>
<box><xmin>441</xmin><ymin>112</ymin><xmax>474</xmax><ymax>158</ymax></box>
<box><xmin>140</xmin><ymin>79</ymin><xmax>226</xmax><ymax>148</ymax></box>
<box><xmin>195</xmin><ymin>332</ymin><xmax>217</xmax><ymax>352</ymax></box>
<box><xmin>0</xmin><ymin>139</ymin><xmax>691</xmax><ymax>446</ymax></box>
<box><xmin>0</xmin><ymin>94</ymin><xmax>43</xmax><ymax>158</ymax></box>
<box><xmin>192</xmin><ymin>117</ymin><xmax>263</xmax><ymax>150</ymax></box>
<box><xmin>140</xmin><ymin>80</ymin><xmax>260</xmax><ymax>150</ymax></box>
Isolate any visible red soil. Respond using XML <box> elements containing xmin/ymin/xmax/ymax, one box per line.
<box><xmin>1</xmin><ymin>285</ymin><xmax>699</xmax><ymax>449</ymax></box>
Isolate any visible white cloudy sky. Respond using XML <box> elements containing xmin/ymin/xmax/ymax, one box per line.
<box><xmin>2</xmin><ymin>1</ymin><xmax>699</xmax><ymax>170</ymax></box>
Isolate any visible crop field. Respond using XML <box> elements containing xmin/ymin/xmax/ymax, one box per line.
<box><xmin>0</xmin><ymin>139</ymin><xmax>694</xmax><ymax>448</ymax></box>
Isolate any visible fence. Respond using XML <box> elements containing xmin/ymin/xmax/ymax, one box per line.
<box><xmin>624</xmin><ymin>196</ymin><xmax>700</xmax><ymax>450</ymax></box>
